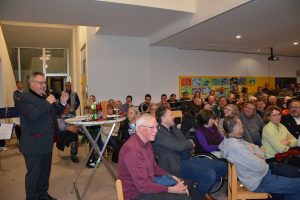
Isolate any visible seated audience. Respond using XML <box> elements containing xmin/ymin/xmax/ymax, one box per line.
<box><xmin>149</xmin><ymin>103</ymin><xmax>158</xmax><ymax>117</ymax></box>
<box><xmin>205</xmin><ymin>90</ymin><xmax>216</xmax><ymax>102</ymax></box>
<box><xmin>253</xmin><ymin>86</ymin><xmax>263</xmax><ymax>98</ymax></box>
<box><xmin>203</xmin><ymin>103</ymin><xmax>211</xmax><ymax>111</ymax></box>
<box><xmin>281</xmin><ymin>100</ymin><xmax>300</xmax><ymax>139</ymax></box>
<box><xmin>88</xmin><ymin>95</ymin><xmax>96</xmax><ymax>106</ymax></box>
<box><xmin>282</xmin><ymin>97</ymin><xmax>292</xmax><ymax>116</ymax></box>
<box><xmin>206</xmin><ymin>95</ymin><xmax>216</xmax><ymax>107</ymax></box>
<box><xmin>262</xmin><ymin>82</ymin><xmax>272</xmax><ymax>95</ymax></box>
<box><xmin>193</xmin><ymin>91</ymin><xmax>201</xmax><ymax>99</ymax></box>
<box><xmin>261</xmin><ymin>93</ymin><xmax>269</xmax><ymax>103</ymax></box>
<box><xmin>179</xmin><ymin>92</ymin><xmax>192</xmax><ymax>114</ymax></box>
<box><xmin>218</xmin><ymin>87</ymin><xmax>226</xmax><ymax>98</ymax></box>
<box><xmin>196</xmin><ymin>110</ymin><xmax>224</xmax><ymax>155</ymax></box>
<box><xmin>180</xmin><ymin>103</ymin><xmax>201</xmax><ymax>139</ymax></box>
<box><xmin>256</xmin><ymin>99</ymin><xmax>266</xmax><ymax>119</ymax></box>
<box><xmin>121</xmin><ymin>95</ymin><xmax>133</xmax><ymax>114</ymax></box>
<box><xmin>248</xmin><ymin>96</ymin><xmax>257</xmax><ymax>104</ymax></box>
<box><xmin>267</xmin><ymin>95</ymin><xmax>278</xmax><ymax>107</ymax></box>
<box><xmin>139</xmin><ymin>94</ymin><xmax>151</xmax><ymax>113</ymax></box>
<box><xmin>212</xmin><ymin>96</ymin><xmax>227</xmax><ymax>120</ymax></box>
<box><xmin>118</xmin><ymin>114</ymin><xmax>191</xmax><ymax>200</ymax></box>
<box><xmin>262</xmin><ymin>106</ymin><xmax>300</xmax><ymax>168</ymax></box>
<box><xmin>153</xmin><ymin>106</ymin><xmax>227</xmax><ymax>200</ymax></box>
<box><xmin>57</xmin><ymin>104</ymin><xmax>80</xmax><ymax>163</ymax></box>
<box><xmin>219</xmin><ymin>116</ymin><xmax>300</xmax><ymax>199</ymax></box>
<box><xmin>157</xmin><ymin>94</ymin><xmax>171</xmax><ymax>108</ymax></box>
<box><xmin>235</xmin><ymin>95</ymin><xmax>245</xmax><ymax>111</ymax></box>
<box><xmin>227</xmin><ymin>93</ymin><xmax>236</xmax><ymax>104</ymax></box>
<box><xmin>240</xmin><ymin>102</ymin><xmax>264</xmax><ymax>146</ymax></box>
<box><xmin>119</xmin><ymin>107</ymin><xmax>139</xmax><ymax>142</ymax></box>
<box><xmin>167</xmin><ymin>94</ymin><xmax>179</xmax><ymax>110</ymax></box>
<box><xmin>217</xmin><ymin>104</ymin><xmax>239</xmax><ymax>136</ymax></box>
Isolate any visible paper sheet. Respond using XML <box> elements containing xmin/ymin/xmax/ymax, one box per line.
<box><xmin>0</xmin><ymin>123</ymin><xmax>14</xmax><ymax>139</ymax></box>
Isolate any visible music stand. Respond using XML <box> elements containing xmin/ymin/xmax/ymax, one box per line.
<box><xmin>0</xmin><ymin>107</ymin><xmax>18</xmax><ymax>181</ymax></box>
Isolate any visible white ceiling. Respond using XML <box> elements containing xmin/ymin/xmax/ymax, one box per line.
<box><xmin>153</xmin><ymin>0</ymin><xmax>300</xmax><ymax>57</ymax></box>
<box><xmin>0</xmin><ymin>0</ymin><xmax>299</xmax><ymax>57</ymax></box>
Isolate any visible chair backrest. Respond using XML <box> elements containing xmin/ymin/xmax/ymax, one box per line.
<box><xmin>228</xmin><ymin>162</ymin><xmax>270</xmax><ymax>200</ymax></box>
<box><xmin>101</xmin><ymin>101</ymin><xmax>109</xmax><ymax>117</ymax></box>
<box><xmin>116</xmin><ymin>179</ymin><xmax>124</xmax><ymax>200</ymax></box>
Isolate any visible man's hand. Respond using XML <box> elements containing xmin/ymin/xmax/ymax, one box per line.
<box><xmin>46</xmin><ymin>94</ymin><xmax>57</xmax><ymax>104</ymax></box>
<box><xmin>280</xmin><ymin>138</ymin><xmax>291</xmax><ymax>146</ymax></box>
<box><xmin>60</xmin><ymin>91</ymin><xmax>69</xmax><ymax>104</ymax></box>
<box><xmin>168</xmin><ymin>180</ymin><xmax>189</xmax><ymax>195</ymax></box>
<box><xmin>67</xmin><ymin>125</ymin><xmax>78</xmax><ymax>133</ymax></box>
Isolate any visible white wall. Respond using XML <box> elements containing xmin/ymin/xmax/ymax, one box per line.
<box><xmin>0</xmin><ymin>24</ymin><xmax>16</xmax><ymax>107</ymax></box>
<box><xmin>87</xmin><ymin>31</ymin><xmax>300</xmax><ymax>104</ymax></box>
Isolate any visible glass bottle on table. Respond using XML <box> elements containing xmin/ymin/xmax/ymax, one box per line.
<box><xmin>91</xmin><ymin>102</ymin><xmax>98</xmax><ymax>120</ymax></box>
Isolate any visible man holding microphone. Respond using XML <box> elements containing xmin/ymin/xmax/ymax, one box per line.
<box><xmin>19</xmin><ymin>72</ymin><xmax>69</xmax><ymax>200</ymax></box>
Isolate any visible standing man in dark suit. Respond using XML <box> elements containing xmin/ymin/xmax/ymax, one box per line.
<box><xmin>19</xmin><ymin>72</ymin><xmax>69</xmax><ymax>200</ymax></box>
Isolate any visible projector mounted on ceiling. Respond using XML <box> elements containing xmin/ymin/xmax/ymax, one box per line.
<box><xmin>268</xmin><ymin>47</ymin><xmax>279</xmax><ymax>61</ymax></box>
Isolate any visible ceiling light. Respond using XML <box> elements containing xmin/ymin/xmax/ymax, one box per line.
<box><xmin>236</xmin><ymin>35</ymin><xmax>242</xmax><ymax>39</ymax></box>
<box><xmin>257</xmin><ymin>49</ymin><xmax>260</xmax><ymax>52</ymax></box>
<box><xmin>46</xmin><ymin>54</ymin><xmax>52</xmax><ymax>57</ymax></box>
<box><xmin>293</xmin><ymin>42</ymin><xmax>299</xmax><ymax>45</ymax></box>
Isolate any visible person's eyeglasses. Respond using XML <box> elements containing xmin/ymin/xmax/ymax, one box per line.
<box><xmin>32</xmin><ymin>80</ymin><xmax>46</xmax><ymax>85</ymax></box>
<box><xmin>140</xmin><ymin>125</ymin><xmax>160</xmax><ymax>131</ymax></box>
<box><xmin>224</xmin><ymin>108</ymin><xmax>232</xmax><ymax>111</ymax></box>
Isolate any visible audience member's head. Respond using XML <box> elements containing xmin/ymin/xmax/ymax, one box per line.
<box><xmin>156</xmin><ymin>106</ymin><xmax>174</xmax><ymax>128</ymax></box>
<box><xmin>228</xmin><ymin>93</ymin><xmax>236</xmax><ymax>103</ymax></box>
<box><xmin>88</xmin><ymin>95</ymin><xmax>96</xmax><ymax>105</ymax></box>
<box><xmin>219</xmin><ymin>87</ymin><xmax>225</xmax><ymax>94</ymax></box>
<box><xmin>65</xmin><ymin>81</ymin><xmax>72</xmax><ymax>92</ymax></box>
<box><xmin>256</xmin><ymin>99</ymin><xmax>266</xmax><ymax>112</ymax></box>
<box><xmin>209</xmin><ymin>90</ymin><xmax>216</xmax><ymax>97</ymax></box>
<box><xmin>207</xmin><ymin>95</ymin><xmax>215</xmax><ymax>106</ymax></box>
<box><xmin>16</xmin><ymin>81</ymin><xmax>23</xmax><ymax>91</ymax></box>
<box><xmin>243</xmin><ymin>102</ymin><xmax>257</xmax><ymax>118</ymax></box>
<box><xmin>149</xmin><ymin>103</ymin><xmax>158</xmax><ymax>116</ymax></box>
<box><xmin>63</xmin><ymin>104</ymin><xmax>71</xmax><ymax>115</ymax></box>
<box><xmin>257</xmin><ymin>86</ymin><xmax>262</xmax><ymax>93</ymax></box>
<box><xmin>169</xmin><ymin>94</ymin><xmax>177</xmax><ymax>102</ymax></box>
<box><xmin>182</xmin><ymin>91</ymin><xmax>189</xmax><ymax>100</ymax></box>
<box><xmin>262</xmin><ymin>93</ymin><xmax>269</xmax><ymax>102</ymax></box>
<box><xmin>249</xmin><ymin>96</ymin><xmax>257</xmax><ymax>103</ymax></box>
<box><xmin>127</xmin><ymin>107</ymin><xmax>139</xmax><ymax>122</ymax></box>
<box><xmin>223</xmin><ymin>116</ymin><xmax>243</xmax><ymax>138</ymax></box>
<box><xmin>263</xmin><ymin>105</ymin><xmax>282</xmax><ymax>124</ymax></box>
<box><xmin>224</xmin><ymin>104</ymin><xmax>239</xmax><ymax>117</ymax></box>
<box><xmin>194</xmin><ymin>97</ymin><xmax>203</xmax><ymax>107</ymax></box>
<box><xmin>193</xmin><ymin>91</ymin><xmax>201</xmax><ymax>99</ymax></box>
<box><xmin>126</xmin><ymin>95</ymin><xmax>132</xmax><ymax>105</ymax></box>
<box><xmin>268</xmin><ymin>95</ymin><xmax>277</xmax><ymax>105</ymax></box>
<box><xmin>108</xmin><ymin>99</ymin><xmax>115</xmax><ymax>107</ymax></box>
<box><xmin>218</xmin><ymin>96</ymin><xmax>227</xmax><ymax>108</ymax></box>
<box><xmin>135</xmin><ymin>114</ymin><xmax>159</xmax><ymax>143</ymax></box>
<box><xmin>161</xmin><ymin>94</ymin><xmax>168</xmax><ymax>104</ymax></box>
<box><xmin>289</xmin><ymin>100</ymin><xmax>300</xmax><ymax>118</ymax></box>
<box><xmin>197</xmin><ymin>110</ymin><xmax>215</xmax><ymax>128</ymax></box>
<box><xmin>145</xmin><ymin>94</ymin><xmax>151</xmax><ymax>104</ymax></box>
<box><xmin>107</xmin><ymin>104</ymin><xmax>115</xmax><ymax>115</ymax></box>
<box><xmin>203</xmin><ymin>103</ymin><xmax>211</xmax><ymax>111</ymax></box>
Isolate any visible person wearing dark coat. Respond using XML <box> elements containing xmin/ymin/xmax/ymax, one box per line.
<box><xmin>281</xmin><ymin>100</ymin><xmax>300</xmax><ymax>139</ymax></box>
<box><xmin>19</xmin><ymin>72</ymin><xmax>68</xmax><ymax>200</ymax></box>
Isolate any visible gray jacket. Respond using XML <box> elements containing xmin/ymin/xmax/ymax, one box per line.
<box><xmin>240</xmin><ymin>113</ymin><xmax>264</xmax><ymax>146</ymax></box>
<box><xmin>219</xmin><ymin>137</ymin><xmax>268</xmax><ymax>191</ymax></box>
<box><xmin>153</xmin><ymin>125</ymin><xmax>194</xmax><ymax>177</ymax></box>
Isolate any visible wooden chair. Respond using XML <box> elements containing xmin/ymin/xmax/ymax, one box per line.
<box><xmin>116</xmin><ymin>179</ymin><xmax>124</xmax><ymax>200</ymax></box>
<box><xmin>228</xmin><ymin>162</ymin><xmax>270</xmax><ymax>200</ymax></box>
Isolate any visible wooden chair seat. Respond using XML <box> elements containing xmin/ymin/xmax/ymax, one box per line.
<box><xmin>228</xmin><ymin>162</ymin><xmax>270</xmax><ymax>200</ymax></box>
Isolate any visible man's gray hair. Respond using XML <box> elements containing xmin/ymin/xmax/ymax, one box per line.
<box><xmin>136</xmin><ymin>113</ymin><xmax>154</xmax><ymax>130</ymax></box>
<box><xmin>28</xmin><ymin>72</ymin><xmax>45</xmax><ymax>84</ymax></box>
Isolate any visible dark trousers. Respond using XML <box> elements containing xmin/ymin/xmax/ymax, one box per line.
<box><xmin>0</xmin><ymin>139</ymin><xmax>5</xmax><ymax>147</ymax></box>
<box><xmin>23</xmin><ymin>152</ymin><xmax>52</xmax><ymax>200</ymax></box>
<box><xmin>136</xmin><ymin>193</ymin><xmax>191</xmax><ymax>200</ymax></box>
<box><xmin>15</xmin><ymin>125</ymin><xmax>22</xmax><ymax>142</ymax></box>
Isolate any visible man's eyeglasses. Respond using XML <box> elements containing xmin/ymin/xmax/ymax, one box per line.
<box><xmin>32</xmin><ymin>80</ymin><xmax>46</xmax><ymax>85</ymax></box>
<box><xmin>140</xmin><ymin>125</ymin><xmax>160</xmax><ymax>131</ymax></box>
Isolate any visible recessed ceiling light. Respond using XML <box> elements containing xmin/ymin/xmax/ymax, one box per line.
<box><xmin>257</xmin><ymin>49</ymin><xmax>260</xmax><ymax>52</ymax></box>
<box><xmin>293</xmin><ymin>42</ymin><xmax>299</xmax><ymax>45</ymax></box>
<box><xmin>236</xmin><ymin>35</ymin><xmax>242</xmax><ymax>39</ymax></box>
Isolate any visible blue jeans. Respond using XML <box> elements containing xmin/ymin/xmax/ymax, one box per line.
<box><xmin>255</xmin><ymin>170</ymin><xmax>300</xmax><ymax>200</ymax></box>
<box><xmin>180</xmin><ymin>157</ymin><xmax>227</xmax><ymax>199</ymax></box>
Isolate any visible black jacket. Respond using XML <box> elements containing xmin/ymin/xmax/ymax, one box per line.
<box><xmin>281</xmin><ymin>114</ymin><xmax>300</xmax><ymax>139</ymax></box>
<box><xmin>19</xmin><ymin>90</ymin><xmax>65</xmax><ymax>154</ymax></box>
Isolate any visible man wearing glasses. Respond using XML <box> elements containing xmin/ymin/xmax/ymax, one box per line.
<box><xmin>118</xmin><ymin>113</ymin><xmax>191</xmax><ymax>200</ymax></box>
<box><xmin>153</xmin><ymin>106</ymin><xmax>227</xmax><ymax>200</ymax></box>
<box><xmin>19</xmin><ymin>72</ymin><xmax>69</xmax><ymax>200</ymax></box>
<box><xmin>281</xmin><ymin>99</ymin><xmax>300</xmax><ymax>139</ymax></box>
